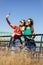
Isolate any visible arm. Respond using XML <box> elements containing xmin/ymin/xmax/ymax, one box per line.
<box><xmin>31</xmin><ymin>26</ymin><xmax>35</xmax><ymax>39</ymax></box>
<box><xmin>6</xmin><ymin>15</ymin><xmax>15</xmax><ymax>29</ymax></box>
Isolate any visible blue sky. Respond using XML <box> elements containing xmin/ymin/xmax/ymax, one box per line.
<box><xmin>0</xmin><ymin>0</ymin><xmax>43</xmax><ymax>34</ymax></box>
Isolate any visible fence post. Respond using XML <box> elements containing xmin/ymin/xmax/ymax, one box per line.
<box><xmin>40</xmin><ymin>35</ymin><xmax>42</xmax><ymax>53</ymax></box>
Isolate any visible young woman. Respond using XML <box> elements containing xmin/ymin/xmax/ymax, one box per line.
<box><xmin>24</xmin><ymin>18</ymin><xmax>36</xmax><ymax>54</ymax></box>
<box><xmin>6</xmin><ymin>15</ymin><xmax>25</xmax><ymax>47</ymax></box>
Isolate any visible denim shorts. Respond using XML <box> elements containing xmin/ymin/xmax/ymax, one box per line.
<box><xmin>24</xmin><ymin>38</ymin><xmax>36</xmax><ymax>52</ymax></box>
<box><xmin>10</xmin><ymin>38</ymin><xmax>22</xmax><ymax>47</ymax></box>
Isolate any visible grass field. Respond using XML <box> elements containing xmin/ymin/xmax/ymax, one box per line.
<box><xmin>0</xmin><ymin>47</ymin><xmax>43</xmax><ymax>65</ymax></box>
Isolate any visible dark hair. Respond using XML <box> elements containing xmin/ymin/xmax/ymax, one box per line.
<box><xmin>28</xmin><ymin>18</ymin><xmax>34</xmax><ymax>26</ymax></box>
<box><xmin>20</xmin><ymin>20</ymin><xmax>25</xmax><ymax>26</ymax></box>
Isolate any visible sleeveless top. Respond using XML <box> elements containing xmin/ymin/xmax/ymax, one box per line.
<box><xmin>24</xmin><ymin>27</ymin><xmax>32</xmax><ymax>38</ymax></box>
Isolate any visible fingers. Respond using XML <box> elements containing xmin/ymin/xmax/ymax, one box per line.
<box><xmin>6</xmin><ymin>15</ymin><xmax>9</xmax><ymax>19</ymax></box>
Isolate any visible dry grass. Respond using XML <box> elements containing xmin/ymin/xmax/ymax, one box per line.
<box><xmin>0</xmin><ymin>47</ymin><xmax>43</xmax><ymax>65</ymax></box>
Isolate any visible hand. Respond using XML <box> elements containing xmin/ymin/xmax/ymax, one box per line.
<box><xmin>6</xmin><ymin>15</ymin><xmax>9</xmax><ymax>19</ymax></box>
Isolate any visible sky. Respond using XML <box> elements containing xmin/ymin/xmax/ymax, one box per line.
<box><xmin>0</xmin><ymin>0</ymin><xmax>43</xmax><ymax>34</ymax></box>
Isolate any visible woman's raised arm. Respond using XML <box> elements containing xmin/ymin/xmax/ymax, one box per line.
<box><xmin>6</xmin><ymin>15</ymin><xmax>15</xmax><ymax>29</ymax></box>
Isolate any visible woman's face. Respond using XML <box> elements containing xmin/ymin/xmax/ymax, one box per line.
<box><xmin>25</xmin><ymin>20</ymin><xmax>31</xmax><ymax>26</ymax></box>
<box><xmin>20</xmin><ymin>21</ymin><xmax>24</xmax><ymax>26</ymax></box>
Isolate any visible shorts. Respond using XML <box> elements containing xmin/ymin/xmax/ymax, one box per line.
<box><xmin>9</xmin><ymin>38</ymin><xmax>22</xmax><ymax>48</ymax></box>
<box><xmin>24</xmin><ymin>38</ymin><xmax>36</xmax><ymax>53</ymax></box>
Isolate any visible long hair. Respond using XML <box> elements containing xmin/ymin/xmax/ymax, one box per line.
<box><xmin>28</xmin><ymin>18</ymin><xmax>34</xmax><ymax>26</ymax></box>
